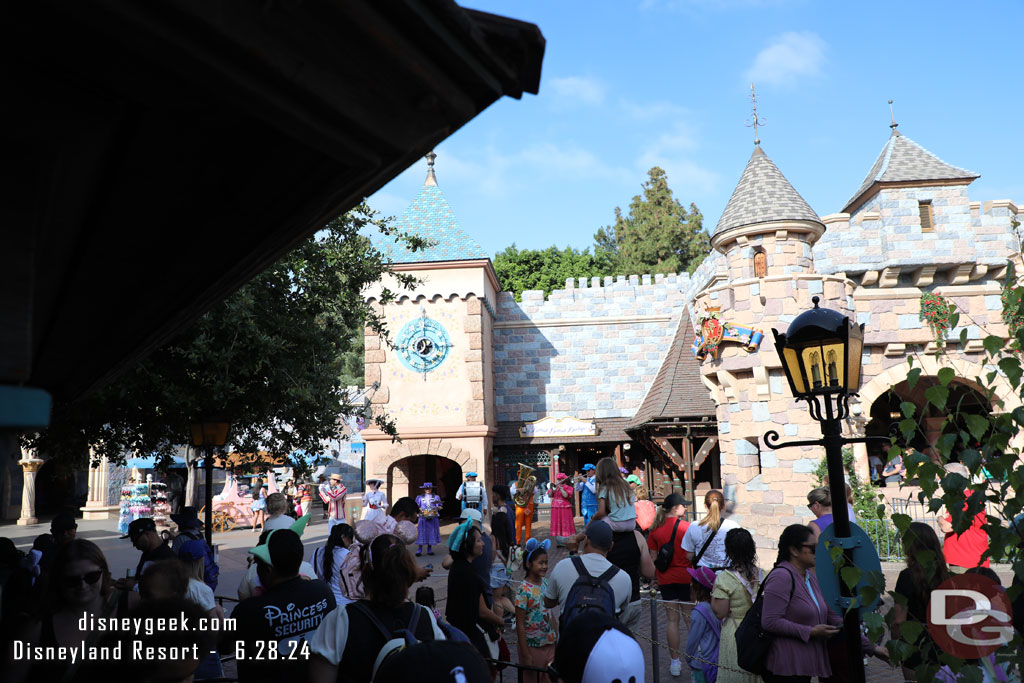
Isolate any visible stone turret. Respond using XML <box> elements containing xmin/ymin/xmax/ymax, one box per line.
<box><xmin>711</xmin><ymin>145</ymin><xmax>825</xmax><ymax>282</ymax></box>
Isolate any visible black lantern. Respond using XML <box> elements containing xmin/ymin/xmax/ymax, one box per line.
<box><xmin>189</xmin><ymin>418</ymin><xmax>229</xmax><ymax>546</ymax></box>
<box><xmin>772</xmin><ymin>296</ymin><xmax>864</xmax><ymax>397</ymax></box>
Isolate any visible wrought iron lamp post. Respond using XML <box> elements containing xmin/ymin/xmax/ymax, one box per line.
<box><xmin>766</xmin><ymin>296</ymin><xmax>880</xmax><ymax>683</ymax></box>
<box><xmin>189</xmin><ymin>419</ymin><xmax>230</xmax><ymax>547</ymax></box>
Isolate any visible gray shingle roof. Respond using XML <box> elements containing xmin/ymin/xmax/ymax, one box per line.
<box><xmin>372</xmin><ymin>180</ymin><xmax>488</xmax><ymax>264</ymax></box>
<box><xmin>714</xmin><ymin>146</ymin><xmax>821</xmax><ymax>237</ymax></box>
<box><xmin>626</xmin><ymin>310</ymin><xmax>717</xmax><ymax>430</ymax></box>
<box><xmin>842</xmin><ymin>130</ymin><xmax>979</xmax><ymax>213</ymax></box>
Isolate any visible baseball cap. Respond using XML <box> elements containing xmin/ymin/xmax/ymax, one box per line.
<box><xmin>177</xmin><ymin>539</ymin><xmax>209</xmax><ymax>562</ymax></box>
<box><xmin>552</xmin><ymin>610</ymin><xmax>644</xmax><ymax>683</ymax></box>
<box><xmin>128</xmin><ymin>517</ymin><xmax>157</xmax><ymax>540</ymax></box>
<box><xmin>249</xmin><ymin>529</ymin><xmax>303</xmax><ymax>574</ymax></box>
<box><xmin>583</xmin><ymin>520</ymin><xmax>613</xmax><ymax>550</ymax></box>
<box><xmin>459</xmin><ymin>508</ymin><xmax>482</xmax><ymax>526</ymax></box>
<box><xmin>581</xmin><ymin>463</ymin><xmax>595</xmax><ymax>471</ymax></box>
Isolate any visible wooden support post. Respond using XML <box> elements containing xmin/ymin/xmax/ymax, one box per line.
<box><xmin>681</xmin><ymin>436</ymin><xmax>696</xmax><ymax>515</ymax></box>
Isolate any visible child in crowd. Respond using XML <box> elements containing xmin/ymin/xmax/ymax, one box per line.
<box><xmin>490</xmin><ymin>508</ymin><xmax>516</xmax><ymax>620</ymax></box>
<box><xmin>685</xmin><ymin>566</ymin><xmax>721</xmax><ymax>683</ymax></box>
<box><xmin>414</xmin><ymin>585</ymin><xmax>443</xmax><ymax>623</ymax></box>
<box><xmin>515</xmin><ymin>538</ymin><xmax>556</xmax><ymax>683</ymax></box>
<box><xmin>593</xmin><ymin>457</ymin><xmax>637</xmax><ymax>532</ymax></box>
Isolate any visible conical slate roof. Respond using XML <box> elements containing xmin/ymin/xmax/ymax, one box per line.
<box><xmin>373</xmin><ymin>169</ymin><xmax>487</xmax><ymax>264</ymax></box>
<box><xmin>713</xmin><ymin>146</ymin><xmax>821</xmax><ymax>237</ymax></box>
<box><xmin>627</xmin><ymin>311</ymin><xmax>716</xmax><ymax>430</ymax></box>
<box><xmin>842</xmin><ymin>130</ymin><xmax>979</xmax><ymax>213</ymax></box>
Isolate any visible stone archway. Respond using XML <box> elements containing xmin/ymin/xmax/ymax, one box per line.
<box><xmin>854</xmin><ymin>355</ymin><xmax>1023</xmax><ymax>474</ymax></box>
<box><xmin>377</xmin><ymin>438</ymin><xmax>479</xmax><ymax>509</ymax></box>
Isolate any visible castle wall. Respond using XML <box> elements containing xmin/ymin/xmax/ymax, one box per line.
<box><xmin>494</xmin><ymin>273</ymin><xmax>692</xmax><ymax>422</ymax></box>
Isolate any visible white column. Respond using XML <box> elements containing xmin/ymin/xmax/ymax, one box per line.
<box><xmin>83</xmin><ymin>451</ymin><xmax>114</xmax><ymax>520</ymax></box>
<box><xmin>17</xmin><ymin>455</ymin><xmax>44</xmax><ymax>525</ymax></box>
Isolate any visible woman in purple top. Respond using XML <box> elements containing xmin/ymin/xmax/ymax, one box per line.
<box><xmin>806</xmin><ymin>487</ymin><xmax>833</xmax><ymax>543</ymax></box>
<box><xmin>761</xmin><ymin>524</ymin><xmax>887</xmax><ymax>682</ymax></box>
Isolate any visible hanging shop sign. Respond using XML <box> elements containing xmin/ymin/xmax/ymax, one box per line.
<box><xmin>520</xmin><ymin>416</ymin><xmax>598</xmax><ymax>438</ymax></box>
<box><xmin>691</xmin><ymin>307</ymin><xmax>764</xmax><ymax>361</ymax></box>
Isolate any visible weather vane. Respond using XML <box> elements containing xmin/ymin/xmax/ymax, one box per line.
<box><xmin>746</xmin><ymin>83</ymin><xmax>764</xmax><ymax>145</ymax></box>
<box><xmin>888</xmin><ymin>99</ymin><xmax>898</xmax><ymax>130</ymax></box>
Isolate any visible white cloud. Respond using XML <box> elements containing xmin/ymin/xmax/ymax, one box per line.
<box><xmin>620</xmin><ymin>99</ymin><xmax>688</xmax><ymax>121</ymax></box>
<box><xmin>636</xmin><ymin>122</ymin><xmax>719</xmax><ymax>196</ymax></box>
<box><xmin>547</xmin><ymin>75</ymin><xmax>607</xmax><ymax>106</ymax></box>
<box><xmin>746</xmin><ymin>31</ymin><xmax>826</xmax><ymax>88</ymax></box>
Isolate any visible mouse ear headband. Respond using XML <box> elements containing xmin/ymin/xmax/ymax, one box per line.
<box><xmin>524</xmin><ymin>538</ymin><xmax>550</xmax><ymax>564</ymax></box>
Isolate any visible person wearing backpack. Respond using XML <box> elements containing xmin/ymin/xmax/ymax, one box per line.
<box><xmin>645</xmin><ymin>493</ymin><xmax>692</xmax><ymax>676</ymax></box>
<box><xmin>542</xmin><ymin>520</ymin><xmax>630</xmax><ymax>629</ymax></box>
<box><xmin>309</xmin><ymin>533</ymin><xmax>446</xmax><ymax>683</ymax></box>
<box><xmin>709</xmin><ymin>528</ymin><xmax>762</xmax><ymax>683</ymax></box>
<box><xmin>685</xmin><ymin>567</ymin><xmax>722</xmax><ymax>683</ymax></box>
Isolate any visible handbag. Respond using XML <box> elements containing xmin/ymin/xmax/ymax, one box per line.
<box><xmin>735</xmin><ymin>567</ymin><xmax>795</xmax><ymax>675</ymax></box>
<box><xmin>654</xmin><ymin>519</ymin><xmax>682</xmax><ymax>573</ymax></box>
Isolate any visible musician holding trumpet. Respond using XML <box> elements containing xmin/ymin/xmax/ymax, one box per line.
<box><xmin>415</xmin><ymin>482</ymin><xmax>442</xmax><ymax>556</ymax></box>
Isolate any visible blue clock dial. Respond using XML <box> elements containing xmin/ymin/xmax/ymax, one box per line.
<box><xmin>397</xmin><ymin>315</ymin><xmax>451</xmax><ymax>374</ymax></box>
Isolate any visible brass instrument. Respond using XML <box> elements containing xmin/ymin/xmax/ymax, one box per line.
<box><xmin>512</xmin><ymin>463</ymin><xmax>537</xmax><ymax>508</ymax></box>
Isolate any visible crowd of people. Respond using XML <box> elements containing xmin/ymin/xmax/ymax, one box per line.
<box><xmin>2</xmin><ymin>457</ymin><xmax>1024</xmax><ymax>683</ymax></box>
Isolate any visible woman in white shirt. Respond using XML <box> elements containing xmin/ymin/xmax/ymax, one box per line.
<box><xmin>681</xmin><ymin>489</ymin><xmax>739</xmax><ymax>570</ymax></box>
<box><xmin>312</xmin><ymin>523</ymin><xmax>355</xmax><ymax>606</ymax></box>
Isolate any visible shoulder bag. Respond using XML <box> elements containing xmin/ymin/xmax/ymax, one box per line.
<box><xmin>734</xmin><ymin>567</ymin><xmax>796</xmax><ymax>675</ymax></box>
<box><xmin>654</xmin><ymin>519</ymin><xmax>682</xmax><ymax>573</ymax></box>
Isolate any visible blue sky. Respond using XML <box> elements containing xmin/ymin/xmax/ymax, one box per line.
<box><xmin>368</xmin><ymin>0</ymin><xmax>1024</xmax><ymax>260</ymax></box>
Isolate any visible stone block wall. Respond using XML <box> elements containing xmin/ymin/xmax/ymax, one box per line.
<box><xmin>494</xmin><ymin>273</ymin><xmax>694</xmax><ymax>422</ymax></box>
<box><xmin>815</xmin><ymin>188</ymin><xmax>1019</xmax><ymax>274</ymax></box>
<box><xmin>722</xmin><ymin>231</ymin><xmax>817</xmax><ymax>281</ymax></box>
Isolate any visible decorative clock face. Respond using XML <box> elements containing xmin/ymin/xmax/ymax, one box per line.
<box><xmin>397</xmin><ymin>315</ymin><xmax>451</xmax><ymax>374</ymax></box>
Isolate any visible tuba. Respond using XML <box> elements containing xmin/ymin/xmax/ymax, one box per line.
<box><xmin>512</xmin><ymin>463</ymin><xmax>537</xmax><ymax>508</ymax></box>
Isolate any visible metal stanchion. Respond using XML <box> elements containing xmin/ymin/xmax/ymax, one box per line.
<box><xmin>648</xmin><ymin>586</ymin><xmax>660</xmax><ymax>681</ymax></box>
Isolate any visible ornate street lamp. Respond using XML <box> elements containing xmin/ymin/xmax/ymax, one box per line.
<box><xmin>767</xmin><ymin>296</ymin><xmax>879</xmax><ymax>683</ymax></box>
<box><xmin>189</xmin><ymin>419</ymin><xmax>230</xmax><ymax>547</ymax></box>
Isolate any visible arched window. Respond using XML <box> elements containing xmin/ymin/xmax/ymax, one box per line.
<box><xmin>753</xmin><ymin>250</ymin><xmax>767</xmax><ymax>278</ymax></box>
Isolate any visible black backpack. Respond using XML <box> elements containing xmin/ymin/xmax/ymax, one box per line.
<box><xmin>559</xmin><ymin>556</ymin><xmax>620</xmax><ymax>631</ymax></box>
<box><xmin>735</xmin><ymin>567</ymin><xmax>795</xmax><ymax>675</ymax></box>
<box><xmin>351</xmin><ymin>601</ymin><xmax>432</xmax><ymax>681</ymax></box>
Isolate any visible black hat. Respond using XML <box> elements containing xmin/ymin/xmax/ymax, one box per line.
<box><xmin>374</xmin><ymin>640</ymin><xmax>490</xmax><ymax>682</ymax></box>
<box><xmin>51</xmin><ymin>511</ymin><xmax>78</xmax><ymax>533</ymax></box>
<box><xmin>128</xmin><ymin>517</ymin><xmax>157</xmax><ymax>540</ymax></box>
<box><xmin>169</xmin><ymin>506</ymin><xmax>203</xmax><ymax>529</ymax></box>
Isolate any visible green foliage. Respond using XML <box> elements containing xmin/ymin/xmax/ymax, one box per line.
<box><xmin>593</xmin><ymin>166</ymin><xmax>710</xmax><ymax>277</ymax></box>
<box><xmin>493</xmin><ymin>244</ymin><xmax>611</xmax><ymax>302</ymax></box>
<box><xmin>25</xmin><ymin>203</ymin><xmax>416</xmax><ymax>472</ymax></box>
<box><xmin>876</xmin><ymin>281</ymin><xmax>1024</xmax><ymax>678</ymax></box>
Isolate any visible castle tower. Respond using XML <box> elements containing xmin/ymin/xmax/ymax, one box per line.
<box><xmin>362</xmin><ymin>153</ymin><xmax>499</xmax><ymax>513</ymax></box>
<box><xmin>695</xmin><ymin>143</ymin><xmax>856</xmax><ymax>548</ymax></box>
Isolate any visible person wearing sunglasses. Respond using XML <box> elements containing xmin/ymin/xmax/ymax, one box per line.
<box><xmin>7</xmin><ymin>538</ymin><xmax>133</xmax><ymax>683</ymax></box>
<box><xmin>760</xmin><ymin>524</ymin><xmax>887</xmax><ymax>683</ymax></box>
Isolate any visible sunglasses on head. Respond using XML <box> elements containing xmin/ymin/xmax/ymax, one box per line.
<box><xmin>63</xmin><ymin>570</ymin><xmax>104</xmax><ymax>588</ymax></box>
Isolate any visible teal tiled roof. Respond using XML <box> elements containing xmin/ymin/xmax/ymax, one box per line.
<box><xmin>374</xmin><ymin>184</ymin><xmax>488</xmax><ymax>263</ymax></box>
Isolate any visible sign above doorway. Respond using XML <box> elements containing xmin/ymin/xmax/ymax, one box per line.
<box><xmin>520</xmin><ymin>416</ymin><xmax>599</xmax><ymax>438</ymax></box>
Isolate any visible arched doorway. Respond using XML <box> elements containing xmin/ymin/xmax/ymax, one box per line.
<box><xmin>867</xmin><ymin>376</ymin><xmax>993</xmax><ymax>464</ymax></box>
<box><xmin>36</xmin><ymin>459</ymin><xmax>81</xmax><ymax>515</ymax></box>
<box><xmin>388</xmin><ymin>454</ymin><xmax>463</xmax><ymax>519</ymax></box>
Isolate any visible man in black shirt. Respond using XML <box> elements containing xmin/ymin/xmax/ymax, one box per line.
<box><xmin>231</xmin><ymin>528</ymin><xmax>337</xmax><ymax>682</ymax></box>
<box><xmin>122</xmin><ymin>517</ymin><xmax>176</xmax><ymax>588</ymax></box>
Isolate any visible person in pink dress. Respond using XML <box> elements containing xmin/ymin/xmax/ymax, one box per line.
<box><xmin>549</xmin><ymin>473</ymin><xmax>576</xmax><ymax>538</ymax></box>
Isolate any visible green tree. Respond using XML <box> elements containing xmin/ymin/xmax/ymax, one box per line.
<box><xmin>493</xmin><ymin>244</ymin><xmax>611</xmax><ymax>302</ymax></box>
<box><xmin>595</xmin><ymin>166</ymin><xmax>710</xmax><ymax>276</ymax></box>
<box><xmin>25</xmin><ymin>203</ymin><xmax>420</xmax><ymax>479</ymax></box>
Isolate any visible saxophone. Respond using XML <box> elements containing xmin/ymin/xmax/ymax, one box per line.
<box><xmin>512</xmin><ymin>463</ymin><xmax>537</xmax><ymax>508</ymax></box>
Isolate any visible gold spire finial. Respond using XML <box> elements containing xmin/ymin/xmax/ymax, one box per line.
<box><xmin>746</xmin><ymin>83</ymin><xmax>764</xmax><ymax>146</ymax></box>
<box><xmin>424</xmin><ymin>151</ymin><xmax>438</xmax><ymax>186</ymax></box>
<box><xmin>888</xmin><ymin>99</ymin><xmax>898</xmax><ymax>131</ymax></box>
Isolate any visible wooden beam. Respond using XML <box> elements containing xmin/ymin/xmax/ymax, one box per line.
<box><xmin>693</xmin><ymin>436</ymin><xmax>719</xmax><ymax>470</ymax></box>
<box><xmin>681</xmin><ymin>436</ymin><xmax>696</xmax><ymax>515</ymax></box>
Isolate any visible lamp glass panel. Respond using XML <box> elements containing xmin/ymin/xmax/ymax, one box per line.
<box><xmin>189</xmin><ymin>424</ymin><xmax>204</xmax><ymax>447</ymax></box>
<box><xmin>782</xmin><ymin>347</ymin><xmax>807</xmax><ymax>395</ymax></box>
<box><xmin>846</xmin><ymin>328</ymin><xmax>864</xmax><ymax>391</ymax></box>
<box><xmin>799</xmin><ymin>339</ymin><xmax>845</xmax><ymax>392</ymax></box>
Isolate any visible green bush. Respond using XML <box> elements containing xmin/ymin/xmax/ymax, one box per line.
<box><xmin>813</xmin><ymin>447</ymin><xmax>897</xmax><ymax>557</ymax></box>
